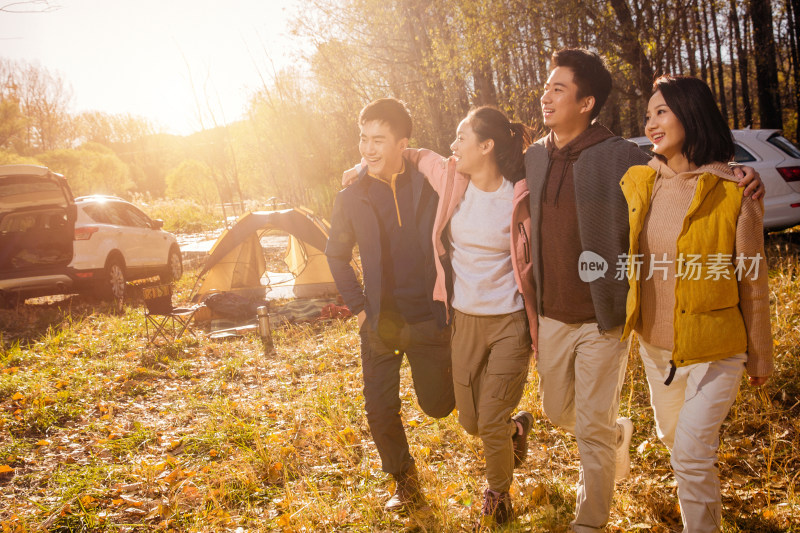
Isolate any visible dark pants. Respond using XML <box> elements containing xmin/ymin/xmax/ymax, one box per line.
<box><xmin>359</xmin><ymin>316</ymin><xmax>455</xmax><ymax>476</ymax></box>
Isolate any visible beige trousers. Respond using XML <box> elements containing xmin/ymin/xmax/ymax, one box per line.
<box><xmin>639</xmin><ymin>339</ymin><xmax>746</xmax><ymax>533</ymax></box>
<box><xmin>536</xmin><ymin>315</ymin><xmax>629</xmax><ymax>532</ymax></box>
<box><xmin>451</xmin><ymin>309</ymin><xmax>532</xmax><ymax>492</ymax></box>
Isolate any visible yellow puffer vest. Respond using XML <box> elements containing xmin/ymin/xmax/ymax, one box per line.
<box><xmin>620</xmin><ymin>165</ymin><xmax>747</xmax><ymax>373</ymax></box>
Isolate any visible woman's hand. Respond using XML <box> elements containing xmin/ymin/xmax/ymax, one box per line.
<box><xmin>734</xmin><ymin>165</ymin><xmax>765</xmax><ymax>200</ymax></box>
<box><xmin>342</xmin><ymin>165</ymin><xmax>359</xmax><ymax>187</ymax></box>
<box><xmin>748</xmin><ymin>375</ymin><xmax>769</xmax><ymax>387</ymax></box>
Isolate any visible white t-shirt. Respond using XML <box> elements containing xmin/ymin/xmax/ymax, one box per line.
<box><xmin>448</xmin><ymin>178</ymin><xmax>524</xmax><ymax>315</ymax></box>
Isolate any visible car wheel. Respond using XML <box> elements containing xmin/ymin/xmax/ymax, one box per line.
<box><xmin>97</xmin><ymin>256</ymin><xmax>126</xmax><ymax>302</ymax></box>
<box><xmin>162</xmin><ymin>247</ymin><xmax>183</xmax><ymax>283</ymax></box>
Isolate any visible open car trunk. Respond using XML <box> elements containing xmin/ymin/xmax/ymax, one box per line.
<box><xmin>0</xmin><ymin>165</ymin><xmax>76</xmax><ymax>297</ymax></box>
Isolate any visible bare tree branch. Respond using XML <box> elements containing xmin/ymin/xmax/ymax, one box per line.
<box><xmin>0</xmin><ymin>0</ymin><xmax>60</xmax><ymax>13</ymax></box>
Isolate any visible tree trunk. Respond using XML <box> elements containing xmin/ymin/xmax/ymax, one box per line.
<box><xmin>729</xmin><ymin>13</ymin><xmax>740</xmax><ymax>128</ymax></box>
<box><xmin>607</xmin><ymin>90</ymin><xmax>622</xmax><ymax>136</ymax></box>
<box><xmin>472</xmin><ymin>59</ymin><xmax>498</xmax><ymax>107</ymax></box>
<box><xmin>628</xmin><ymin>96</ymin><xmax>642</xmax><ymax>138</ymax></box>
<box><xmin>403</xmin><ymin>0</ymin><xmax>452</xmax><ymax>148</ymax></box>
<box><xmin>731</xmin><ymin>0</ymin><xmax>753</xmax><ymax>126</ymax></box>
<box><xmin>683</xmin><ymin>12</ymin><xmax>698</xmax><ymax>76</ymax></box>
<box><xmin>694</xmin><ymin>4</ymin><xmax>709</xmax><ymax>83</ymax></box>
<box><xmin>792</xmin><ymin>0</ymin><xmax>800</xmax><ymax>75</ymax></box>
<box><xmin>498</xmin><ymin>49</ymin><xmax>513</xmax><ymax>109</ymax></box>
<box><xmin>710</xmin><ymin>0</ymin><xmax>729</xmax><ymax>120</ymax></box>
<box><xmin>749</xmin><ymin>0</ymin><xmax>783</xmax><ymax>128</ymax></box>
<box><xmin>793</xmin><ymin>0</ymin><xmax>800</xmax><ymax>54</ymax></box>
<box><xmin>786</xmin><ymin>0</ymin><xmax>800</xmax><ymax>136</ymax></box>
<box><xmin>701</xmin><ymin>2</ymin><xmax>719</xmax><ymax>100</ymax></box>
<box><xmin>608</xmin><ymin>0</ymin><xmax>654</xmax><ymax>97</ymax></box>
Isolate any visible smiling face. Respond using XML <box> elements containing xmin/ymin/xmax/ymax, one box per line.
<box><xmin>540</xmin><ymin>66</ymin><xmax>594</xmax><ymax>133</ymax></box>
<box><xmin>645</xmin><ymin>90</ymin><xmax>687</xmax><ymax>165</ymax></box>
<box><xmin>449</xmin><ymin>118</ymin><xmax>492</xmax><ymax>174</ymax></box>
<box><xmin>359</xmin><ymin>120</ymin><xmax>408</xmax><ymax>178</ymax></box>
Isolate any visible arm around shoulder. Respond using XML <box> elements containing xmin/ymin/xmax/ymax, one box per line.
<box><xmin>404</xmin><ymin>147</ymin><xmax>454</xmax><ymax>195</ymax></box>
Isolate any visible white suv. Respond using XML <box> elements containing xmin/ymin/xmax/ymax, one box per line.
<box><xmin>70</xmin><ymin>196</ymin><xmax>183</xmax><ymax>300</ymax></box>
<box><xmin>628</xmin><ymin>129</ymin><xmax>800</xmax><ymax>231</ymax></box>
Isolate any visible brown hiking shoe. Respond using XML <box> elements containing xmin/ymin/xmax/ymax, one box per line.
<box><xmin>512</xmin><ymin>411</ymin><xmax>534</xmax><ymax>467</ymax></box>
<box><xmin>475</xmin><ymin>488</ymin><xmax>513</xmax><ymax>529</ymax></box>
<box><xmin>385</xmin><ymin>464</ymin><xmax>426</xmax><ymax>512</ymax></box>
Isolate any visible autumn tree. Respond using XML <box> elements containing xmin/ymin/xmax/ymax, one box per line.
<box><xmin>0</xmin><ymin>58</ymin><xmax>74</xmax><ymax>153</ymax></box>
<box><xmin>165</xmin><ymin>159</ymin><xmax>218</xmax><ymax>208</ymax></box>
<box><xmin>244</xmin><ymin>68</ymin><xmax>345</xmax><ymax>214</ymax></box>
<box><xmin>37</xmin><ymin>142</ymin><xmax>134</xmax><ymax>196</ymax></box>
<box><xmin>0</xmin><ymin>96</ymin><xmax>26</xmax><ymax>150</ymax></box>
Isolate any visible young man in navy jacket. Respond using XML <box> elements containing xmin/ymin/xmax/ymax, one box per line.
<box><xmin>325</xmin><ymin>98</ymin><xmax>454</xmax><ymax>512</ymax></box>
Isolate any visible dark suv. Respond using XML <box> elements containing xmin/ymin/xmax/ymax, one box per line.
<box><xmin>0</xmin><ymin>164</ymin><xmax>77</xmax><ymax>306</ymax></box>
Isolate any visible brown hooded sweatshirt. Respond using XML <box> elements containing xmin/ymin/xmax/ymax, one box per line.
<box><xmin>540</xmin><ymin>123</ymin><xmax>616</xmax><ymax>323</ymax></box>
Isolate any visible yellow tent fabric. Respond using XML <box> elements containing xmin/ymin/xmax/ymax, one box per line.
<box><xmin>196</xmin><ymin>233</ymin><xmax>266</xmax><ymax>300</ymax></box>
<box><xmin>193</xmin><ymin>208</ymin><xmax>348</xmax><ymax>302</ymax></box>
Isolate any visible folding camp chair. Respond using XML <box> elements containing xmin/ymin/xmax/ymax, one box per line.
<box><xmin>142</xmin><ymin>284</ymin><xmax>197</xmax><ymax>345</ymax></box>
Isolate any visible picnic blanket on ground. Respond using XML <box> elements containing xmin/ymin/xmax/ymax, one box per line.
<box><xmin>204</xmin><ymin>296</ymin><xmax>351</xmax><ymax>335</ymax></box>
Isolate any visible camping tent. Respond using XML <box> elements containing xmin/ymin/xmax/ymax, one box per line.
<box><xmin>192</xmin><ymin>206</ymin><xmax>350</xmax><ymax>302</ymax></box>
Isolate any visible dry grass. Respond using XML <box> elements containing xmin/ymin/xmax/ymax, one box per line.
<box><xmin>0</xmin><ymin>231</ymin><xmax>798</xmax><ymax>532</ymax></box>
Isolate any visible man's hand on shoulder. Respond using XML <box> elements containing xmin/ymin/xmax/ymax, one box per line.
<box><xmin>735</xmin><ymin>165</ymin><xmax>765</xmax><ymax>200</ymax></box>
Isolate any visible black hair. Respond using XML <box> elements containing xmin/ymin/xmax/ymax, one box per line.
<box><xmin>651</xmin><ymin>75</ymin><xmax>735</xmax><ymax>166</ymax></box>
<box><xmin>550</xmin><ymin>49</ymin><xmax>613</xmax><ymax>120</ymax></box>
<box><xmin>359</xmin><ymin>98</ymin><xmax>412</xmax><ymax>140</ymax></box>
<box><xmin>466</xmin><ymin>106</ymin><xmax>532</xmax><ymax>183</ymax></box>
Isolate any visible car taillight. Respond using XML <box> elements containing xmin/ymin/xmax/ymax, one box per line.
<box><xmin>75</xmin><ymin>226</ymin><xmax>99</xmax><ymax>240</ymax></box>
<box><xmin>777</xmin><ymin>166</ymin><xmax>800</xmax><ymax>182</ymax></box>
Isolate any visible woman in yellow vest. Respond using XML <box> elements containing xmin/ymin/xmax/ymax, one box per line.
<box><xmin>619</xmin><ymin>75</ymin><xmax>772</xmax><ymax>532</ymax></box>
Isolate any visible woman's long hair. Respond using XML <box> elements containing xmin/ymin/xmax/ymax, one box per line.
<box><xmin>466</xmin><ymin>106</ymin><xmax>532</xmax><ymax>183</ymax></box>
<box><xmin>651</xmin><ymin>75</ymin><xmax>735</xmax><ymax>166</ymax></box>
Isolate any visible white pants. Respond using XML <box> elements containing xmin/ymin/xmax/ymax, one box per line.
<box><xmin>537</xmin><ymin>316</ymin><xmax>629</xmax><ymax>532</ymax></box>
<box><xmin>639</xmin><ymin>339</ymin><xmax>746</xmax><ymax>533</ymax></box>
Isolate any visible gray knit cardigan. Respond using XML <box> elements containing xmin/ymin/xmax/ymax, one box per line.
<box><xmin>525</xmin><ymin>136</ymin><xmax>650</xmax><ymax>332</ymax></box>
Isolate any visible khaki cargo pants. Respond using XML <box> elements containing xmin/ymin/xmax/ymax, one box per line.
<box><xmin>451</xmin><ymin>309</ymin><xmax>532</xmax><ymax>492</ymax></box>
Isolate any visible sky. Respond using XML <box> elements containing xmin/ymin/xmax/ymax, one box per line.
<box><xmin>0</xmin><ymin>0</ymin><xmax>303</xmax><ymax>135</ymax></box>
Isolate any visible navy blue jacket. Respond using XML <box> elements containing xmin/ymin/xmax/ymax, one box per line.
<box><xmin>325</xmin><ymin>160</ymin><xmax>447</xmax><ymax>330</ymax></box>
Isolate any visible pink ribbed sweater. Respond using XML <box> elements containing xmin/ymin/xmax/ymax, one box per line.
<box><xmin>636</xmin><ymin>158</ymin><xmax>772</xmax><ymax>377</ymax></box>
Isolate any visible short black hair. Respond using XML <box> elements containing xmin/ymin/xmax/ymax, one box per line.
<box><xmin>550</xmin><ymin>49</ymin><xmax>613</xmax><ymax>119</ymax></box>
<box><xmin>652</xmin><ymin>75</ymin><xmax>735</xmax><ymax>166</ymax></box>
<box><xmin>359</xmin><ymin>98</ymin><xmax>412</xmax><ymax>140</ymax></box>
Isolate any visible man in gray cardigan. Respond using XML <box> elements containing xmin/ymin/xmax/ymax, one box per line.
<box><xmin>525</xmin><ymin>49</ymin><xmax>763</xmax><ymax>532</ymax></box>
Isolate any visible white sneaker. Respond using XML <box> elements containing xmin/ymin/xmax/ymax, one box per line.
<box><xmin>614</xmin><ymin>417</ymin><xmax>634</xmax><ymax>480</ymax></box>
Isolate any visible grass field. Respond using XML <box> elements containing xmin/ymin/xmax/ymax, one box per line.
<box><xmin>0</xmin><ymin>231</ymin><xmax>798</xmax><ymax>532</ymax></box>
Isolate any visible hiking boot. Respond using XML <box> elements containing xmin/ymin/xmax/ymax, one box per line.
<box><xmin>615</xmin><ymin>417</ymin><xmax>634</xmax><ymax>480</ymax></box>
<box><xmin>475</xmin><ymin>488</ymin><xmax>513</xmax><ymax>529</ymax></box>
<box><xmin>512</xmin><ymin>411</ymin><xmax>534</xmax><ymax>468</ymax></box>
<box><xmin>385</xmin><ymin>464</ymin><xmax>426</xmax><ymax>512</ymax></box>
